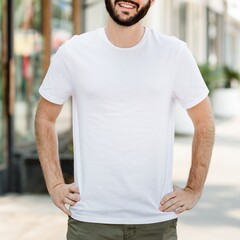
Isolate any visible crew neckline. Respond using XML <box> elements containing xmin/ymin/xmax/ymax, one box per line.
<box><xmin>100</xmin><ymin>27</ymin><xmax>149</xmax><ymax>51</ymax></box>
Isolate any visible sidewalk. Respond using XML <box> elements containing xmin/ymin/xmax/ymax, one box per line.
<box><xmin>173</xmin><ymin>114</ymin><xmax>240</xmax><ymax>240</ymax></box>
<box><xmin>0</xmin><ymin>115</ymin><xmax>240</xmax><ymax>240</ymax></box>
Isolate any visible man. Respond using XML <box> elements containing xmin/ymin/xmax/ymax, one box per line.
<box><xmin>35</xmin><ymin>0</ymin><xmax>215</xmax><ymax>239</ymax></box>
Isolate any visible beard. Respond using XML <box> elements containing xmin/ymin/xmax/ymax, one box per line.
<box><xmin>105</xmin><ymin>0</ymin><xmax>152</xmax><ymax>27</ymax></box>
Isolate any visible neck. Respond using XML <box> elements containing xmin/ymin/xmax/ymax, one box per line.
<box><xmin>105</xmin><ymin>18</ymin><xmax>145</xmax><ymax>48</ymax></box>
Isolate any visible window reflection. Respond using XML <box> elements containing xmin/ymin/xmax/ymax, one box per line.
<box><xmin>14</xmin><ymin>0</ymin><xmax>74</xmax><ymax>146</ymax></box>
<box><xmin>172</xmin><ymin>0</ymin><xmax>187</xmax><ymax>41</ymax></box>
<box><xmin>51</xmin><ymin>1</ymin><xmax>73</xmax><ymax>135</ymax></box>
<box><xmin>207</xmin><ymin>8</ymin><xmax>223</xmax><ymax>66</ymax></box>
<box><xmin>0</xmin><ymin>0</ymin><xmax>3</xmax><ymax>164</ymax></box>
<box><xmin>52</xmin><ymin>0</ymin><xmax>73</xmax><ymax>53</ymax></box>
<box><xmin>14</xmin><ymin>0</ymin><xmax>43</xmax><ymax>145</ymax></box>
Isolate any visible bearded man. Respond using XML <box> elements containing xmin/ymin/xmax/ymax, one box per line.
<box><xmin>35</xmin><ymin>1</ymin><xmax>215</xmax><ymax>239</ymax></box>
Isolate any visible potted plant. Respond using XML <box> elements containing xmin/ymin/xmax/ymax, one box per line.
<box><xmin>174</xmin><ymin>100</ymin><xmax>194</xmax><ymax>135</ymax></box>
<box><xmin>175</xmin><ymin>64</ymin><xmax>240</xmax><ymax>134</ymax></box>
<box><xmin>211</xmin><ymin>65</ymin><xmax>240</xmax><ymax>118</ymax></box>
<box><xmin>198</xmin><ymin>64</ymin><xmax>224</xmax><ymax>92</ymax></box>
<box><xmin>175</xmin><ymin>64</ymin><xmax>223</xmax><ymax>135</ymax></box>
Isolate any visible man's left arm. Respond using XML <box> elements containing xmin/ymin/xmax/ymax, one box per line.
<box><xmin>160</xmin><ymin>97</ymin><xmax>215</xmax><ymax>214</ymax></box>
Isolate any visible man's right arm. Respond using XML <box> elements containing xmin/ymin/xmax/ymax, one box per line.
<box><xmin>35</xmin><ymin>97</ymin><xmax>80</xmax><ymax>216</ymax></box>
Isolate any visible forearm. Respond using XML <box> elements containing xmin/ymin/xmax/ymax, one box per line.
<box><xmin>186</xmin><ymin>120</ymin><xmax>215</xmax><ymax>195</ymax></box>
<box><xmin>161</xmin><ymin>98</ymin><xmax>215</xmax><ymax>213</ymax></box>
<box><xmin>35</xmin><ymin>118</ymin><xmax>64</xmax><ymax>195</ymax></box>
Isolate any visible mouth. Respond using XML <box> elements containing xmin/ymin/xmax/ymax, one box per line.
<box><xmin>115</xmin><ymin>0</ymin><xmax>139</xmax><ymax>10</ymax></box>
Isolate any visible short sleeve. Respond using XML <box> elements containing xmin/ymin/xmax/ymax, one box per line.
<box><xmin>39</xmin><ymin>46</ymin><xmax>73</xmax><ymax>105</ymax></box>
<box><xmin>173</xmin><ymin>44</ymin><xmax>209</xmax><ymax>109</ymax></box>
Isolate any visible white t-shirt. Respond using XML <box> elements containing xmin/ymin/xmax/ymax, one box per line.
<box><xmin>39</xmin><ymin>27</ymin><xmax>209</xmax><ymax>224</ymax></box>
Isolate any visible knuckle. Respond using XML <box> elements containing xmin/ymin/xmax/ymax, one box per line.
<box><xmin>73</xmin><ymin>196</ymin><xmax>78</xmax><ymax>202</ymax></box>
<box><xmin>69</xmin><ymin>193</ymin><xmax>76</xmax><ymax>201</ymax></box>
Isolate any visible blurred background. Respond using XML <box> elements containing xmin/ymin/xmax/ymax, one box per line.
<box><xmin>0</xmin><ymin>0</ymin><xmax>239</xmax><ymax>239</ymax></box>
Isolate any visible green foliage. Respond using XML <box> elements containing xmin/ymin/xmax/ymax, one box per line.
<box><xmin>222</xmin><ymin>65</ymin><xmax>240</xmax><ymax>88</ymax></box>
<box><xmin>198</xmin><ymin>64</ymin><xmax>224</xmax><ymax>92</ymax></box>
<box><xmin>199</xmin><ymin>64</ymin><xmax>240</xmax><ymax>91</ymax></box>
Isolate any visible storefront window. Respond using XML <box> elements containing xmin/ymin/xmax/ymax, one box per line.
<box><xmin>13</xmin><ymin>0</ymin><xmax>81</xmax><ymax>148</ymax></box>
<box><xmin>14</xmin><ymin>0</ymin><xmax>43</xmax><ymax>146</ymax></box>
<box><xmin>207</xmin><ymin>8</ymin><xmax>224</xmax><ymax>66</ymax></box>
<box><xmin>0</xmin><ymin>0</ymin><xmax>5</xmax><ymax>166</ymax></box>
<box><xmin>52</xmin><ymin>0</ymin><xmax>73</xmax><ymax>53</ymax></box>
<box><xmin>172</xmin><ymin>0</ymin><xmax>187</xmax><ymax>41</ymax></box>
<box><xmin>51</xmin><ymin>1</ymin><xmax>73</xmax><ymax>135</ymax></box>
<box><xmin>225</xmin><ymin>23</ymin><xmax>240</xmax><ymax>70</ymax></box>
<box><xmin>179</xmin><ymin>2</ymin><xmax>187</xmax><ymax>41</ymax></box>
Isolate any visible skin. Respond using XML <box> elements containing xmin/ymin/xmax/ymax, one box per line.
<box><xmin>160</xmin><ymin>98</ymin><xmax>215</xmax><ymax>214</ymax></box>
<box><xmin>35</xmin><ymin>97</ymin><xmax>80</xmax><ymax>216</ymax></box>
<box><xmin>35</xmin><ymin>0</ymin><xmax>215</xmax><ymax>216</ymax></box>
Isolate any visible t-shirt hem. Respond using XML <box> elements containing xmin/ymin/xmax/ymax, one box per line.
<box><xmin>70</xmin><ymin>213</ymin><xmax>178</xmax><ymax>225</ymax></box>
<box><xmin>182</xmin><ymin>90</ymin><xmax>209</xmax><ymax>110</ymax></box>
<box><xmin>39</xmin><ymin>89</ymin><xmax>66</xmax><ymax>105</ymax></box>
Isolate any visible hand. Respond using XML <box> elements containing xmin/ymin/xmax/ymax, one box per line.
<box><xmin>50</xmin><ymin>183</ymin><xmax>81</xmax><ymax>216</ymax></box>
<box><xmin>160</xmin><ymin>185</ymin><xmax>201</xmax><ymax>214</ymax></box>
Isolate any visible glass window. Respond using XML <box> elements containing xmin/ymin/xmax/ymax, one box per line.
<box><xmin>172</xmin><ymin>0</ymin><xmax>187</xmax><ymax>41</ymax></box>
<box><xmin>225</xmin><ymin>23</ymin><xmax>240</xmax><ymax>70</ymax></box>
<box><xmin>13</xmin><ymin>0</ymin><xmax>80</xmax><ymax>151</ymax></box>
<box><xmin>0</xmin><ymin>3</ymin><xmax>3</xmax><ymax>164</ymax></box>
<box><xmin>51</xmin><ymin>1</ymin><xmax>73</xmax><ymax>136</ymax></box>
<box><xmin>14</xmin><ymin>0</ymin><xmax>43</xmax><ymax>146</ymax></box>
<box><xmin>0</xmin><ymin>0</ymin><xmax>4</xmax><ymax>166</ymax></box>
<box><xmin>207</xmin><ymin>8</ymin><xmax>223</xmax><ymax>66</ymax></box>
<box><xmin>179</xmin><ymin>2</ymin><xmax>187</xmax><ymax>41</ymax></box>
<box><xmin>207</xmin><ymin>9</ymin><xmax>218</xmax><ymax>65</ymax></box>
<box><xmin>52</xmin><ymin>0</ymin><xmax>73</xmax><ymax>53</ymax></box>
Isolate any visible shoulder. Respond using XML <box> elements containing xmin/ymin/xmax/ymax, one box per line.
<box><xmin>57</xmin><ymin>29</ymin><xmax>101</xmax><ymax>54</ymax></box>
<box><xmin>147</xmin><ymin>28</ymin><xmax>187</xmax><ymax>52</ymax></box>
<box><xmin>69</xmin><ymin>29</ymin><xmax>99</xmax><ymax>45</ymax></box>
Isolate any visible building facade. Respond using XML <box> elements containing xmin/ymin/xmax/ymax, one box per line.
<box><xmin>146</xmin><ymin>0</ymin><xmax>240</xmax><ymax>69</ymax></box>
<box><xmin>1</xmin><ymin>0</ymin><xmax>240</xmax><ymax>194</ymax></box>
<box><xmin>0</xmin><ymin>0</ymin><xmax>83</xmax><ymax>193</ymax></box>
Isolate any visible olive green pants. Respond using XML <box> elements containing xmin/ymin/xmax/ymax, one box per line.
<box><xmin>67</xmin><ymin>217</ymin><xmax>178</xmax><ymax>240</ymax></box>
